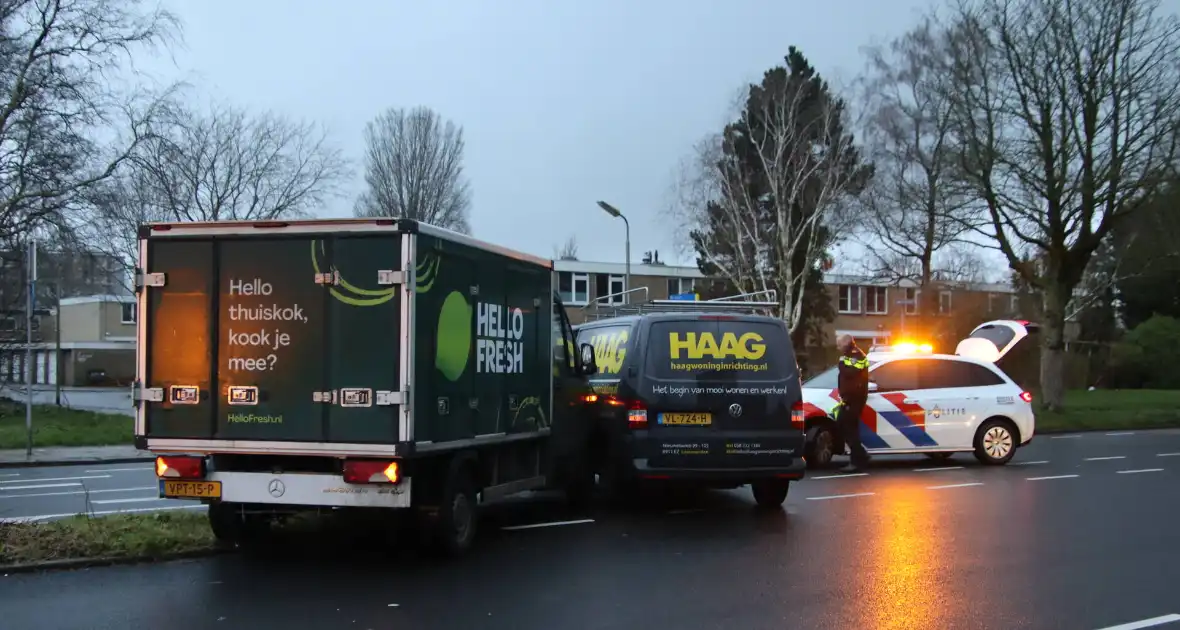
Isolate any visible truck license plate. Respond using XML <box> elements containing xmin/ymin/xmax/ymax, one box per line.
<box><xmin>160</xmin><ymin>480</ymin><xmax>222</xmax><ymax>499</ymax></box>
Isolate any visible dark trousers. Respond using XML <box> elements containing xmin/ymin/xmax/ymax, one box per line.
<box><xmin>836</xmin><ymin>401</ymin><xmax>869</xmax><ymax>465</ymax></box>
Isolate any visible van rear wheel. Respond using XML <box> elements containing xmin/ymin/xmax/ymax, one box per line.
<box><xmin>432</xmin><ymin>465</ymin><xmax>478</xmax><ymax>557</ymax></box>
<box><xmin>751</xmin><ymin>480</ymin><xmax>791</xmax><ymax>509</ymax></box>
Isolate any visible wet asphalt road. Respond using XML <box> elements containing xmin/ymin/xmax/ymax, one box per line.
<box><xmin>3</xmin><ymin>430</ymin><xmax>1180</xmax><ymax>630</ymax></box>
<box><xmin>0</xmin><ymin>463</ymin><xmax>199</xmax><ymax>523</ymax></box>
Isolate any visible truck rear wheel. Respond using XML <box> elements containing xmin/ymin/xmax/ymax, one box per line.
<box><xmin>208</xmin><ymin>502</ymin><xmax>270</xmax><ymax>548</ymax></box>
<box><xmin>432</xmin><ymin>465</ymin><xmax>478</xmax><ymax>557</ymax></box>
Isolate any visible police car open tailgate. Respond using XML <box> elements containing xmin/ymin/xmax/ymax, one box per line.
<box><xmin>134</xmin><ymin>220</ymin><xmax>414</xmax><ymax>456</ymax></box>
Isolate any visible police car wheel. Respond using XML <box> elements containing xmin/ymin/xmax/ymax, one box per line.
<box><xmin>974</xmin><ymin>420</ymin><xmax>1016</xmax><ymax>465</ymax></box>
<box><xmin>805</xmin><ymin>424</ymin><xmax>837</xmax><ymax>469</ymax></box>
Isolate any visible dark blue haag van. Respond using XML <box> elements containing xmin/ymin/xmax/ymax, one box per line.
<box><xmin>574</xmin><ymin>312</ymin><xmax>806</xmax><ymax>508</ymax></box>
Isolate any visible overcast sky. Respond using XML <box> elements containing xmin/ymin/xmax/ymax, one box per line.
<box><xmin>137</xmin><ymin>0</ymin><xmax>940</xmax><ymax>268</ymax></box>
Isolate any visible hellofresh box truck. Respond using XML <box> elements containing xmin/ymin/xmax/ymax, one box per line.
<box><xmin>133</xmin><ymin>218</ymin><xmax>599</xmax><ymax>555</ymax></box>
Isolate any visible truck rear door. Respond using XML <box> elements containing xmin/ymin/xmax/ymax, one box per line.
<box><xmin>139</xmin><ymin>226</ymin><xmax>408</xmax><ymax>447</ymax></box>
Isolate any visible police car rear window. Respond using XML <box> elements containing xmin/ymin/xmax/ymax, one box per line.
<box><xmin>644</xmin><ymin>319</ymin><xmax>792</xmax><ymax>380</ymax></box>
<box><xmin>969</xmin><ymin>324</ymin><xmax>1017</xmax><ymax>350</ymax></box>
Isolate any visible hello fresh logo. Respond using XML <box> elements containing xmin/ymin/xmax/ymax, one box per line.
<box><xmin>475</xmin><ymin>302</ymin><xmax>525</xmax><ymax>374</ymax></box>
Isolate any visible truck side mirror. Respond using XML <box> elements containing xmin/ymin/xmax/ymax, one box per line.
<box><xmin>578</xmin><ymin>343</ymin><xmax>598</xmax><ymax>375</ymax></box>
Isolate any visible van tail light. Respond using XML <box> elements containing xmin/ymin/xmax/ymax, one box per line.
<box><xmin>156</xmin><ymin>456</ymin><xmax>205</xmax><ymax>480</ymax></box>
<box><xmin>790</xmin><ymin>400</ymin><xmax>805</xmax><ymax>429</ymax></box>
<box><xmin>1019</xmin><ymin>391</ymin><xmax>1033</xmax><ymax>403</ymax></box>
<box><xmin>613</xmin><ymin>398</ymin><xmax>647</xmax><ymax>429</ymax></box>
<box><xmin>343</xmin><ymin>459</ymin><xmax>401</xmax><ymax>484</ymax></box>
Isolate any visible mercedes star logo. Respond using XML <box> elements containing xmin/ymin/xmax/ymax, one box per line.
<box><xmin>729</xmin><ymin>403</ymin><xmax>743</xmax><ymax>417</ymax></box>
<box><xmin>267</xmin><ymin>478</ymin><xmax>286</xmax><ymax>498</ymax></box>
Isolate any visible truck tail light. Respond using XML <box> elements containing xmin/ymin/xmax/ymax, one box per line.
<box><xmin>790</xmin><ymin>400</ymin><xmax>805</xmax><ymax>429</ymax></box>
<box><xmin>156</xmin><ymin>456</ymin><xmax>205</xmax><ymax>480</ymax></box>
<box><xmin>1019</xmin><ymin>391</ymin><xmax>1033</xmax><ymax>403</ymax></box>
<box><xmin>343</xmin><ymin>459</ymin><xmax>401</xmax><ymax>484</ymax></box>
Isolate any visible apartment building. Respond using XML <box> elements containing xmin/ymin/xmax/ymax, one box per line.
<box><xmin>0</xmin><ymin>295</ymin><xmax>136</xmax><ymax>387</ymax></box>
<box><xmin>555</xmin><ymin>251</ymin><xmax>706</xmax><ymax>325</ymax></box>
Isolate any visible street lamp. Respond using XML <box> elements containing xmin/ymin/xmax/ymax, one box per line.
<box><xmin>596</xmin><ymin>200</ymin><xmax>630</xmax><ymax>302</ymax></box>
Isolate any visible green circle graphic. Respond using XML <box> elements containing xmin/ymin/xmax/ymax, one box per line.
<box><xmin>436</xmin><ymin>290</ymin><xmax>472</xmax><ymax>381</ymax></box>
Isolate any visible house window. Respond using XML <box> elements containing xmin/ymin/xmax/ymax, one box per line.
<box><xmin>904</xmin><ymin>287</ymin><xmax>919</xmax><ymax>315</ymax></box>
<box><xmin>0</xmin><ymin>317</ymin><xmax>15</xmax><ymax>332</ymax></box>
<box><xmin>987</xmin><ymin>293</ymin><xmax>1000</xmax><ymax>314</ymax></box>
<box><xmin>667</xmin><ymin>277</ymin><xmax>696</xmax><ymax>297</ymax></box>
<box><xmin>1009</xmin><ymin>294</ymin><xmax>1020</xmax><ymax>314</ymax></box>
<box><xmin>865</xmin><ymin>287</ymin><xmax>888</xmax><ymax>315</ymax></box>
<box><xmin>939</xmin><ymin>291</ymin><xmax>953</xmax><ymax>315</ymax></box>
<box><xmin>593</xmin><ymin>274</ymin><xmax>627</xmax><ymax>305</ymax></box>
<box><xmin>558</xmin><ymin>272</ymin><xmax>590</xmax><ymax>305</ymax></box>
<box><xmin>838</xmin><ymin>285</ymin><xmax>862</xmax><ymax>314</ymax></box>
<box><xmin>121</xmin><ymin>302</ymin><xmax>137</xmax><ymax>324</ymax></box>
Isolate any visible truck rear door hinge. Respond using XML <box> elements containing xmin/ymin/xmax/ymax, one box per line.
<box><xmin>375</xmin><ymin>390</ymin><xmax>406</xmax><ymax>406</ymax></box>
<box><xmin>314</xmin><ymin>270</ymin><xmax>340</xmax><ymax>285</ymax></box>
<box><xmin>136</xmin><ymin>272</ymin><xmax>166</xmax><ymax>289</ymax></box>
<box><xmin>376</xmin><ymin>270</ymin><xmax>405</xmax><ymax>285</ymax></box>
<box><xmin>134</xmin><ymin>386</ymin><xmax>164</xmax><ymax>402</ymax></box>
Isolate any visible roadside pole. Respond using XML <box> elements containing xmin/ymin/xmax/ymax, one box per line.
<box><xmin>54</xmin><ymin>286</ymin><xmax>61</xmax><ymax>407</ymax></box>
<box><xmin>25</xmin><ymin>239</ymin><xmax>36</xmax><ymax>456</ymax></box>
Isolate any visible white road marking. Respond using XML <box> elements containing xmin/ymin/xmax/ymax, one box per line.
<box><xmin>1116</xmin><ymin>468</ymin><xmax>1165</xmax><ymax>475</ymax></box>
<box><xmin>1085</xmin><ymin>456</ymin><xmax>1127</xmax><ymax>461</ymax></box>
<box><xmin>0</xmin><ymin>504</ymin><xmax>205</xmax><ymax>523</ymax></box>
<box><xmin>0</xmin><ymin>475</ymin><xmax>110</xmax><ymax>485</ymax></box>
<box><xmin>0</xmin><ymin>473</ymin><xmax>18</xmax><ymax>477</ymax></box>
<box><xmin>913</xmin><ymin>466</ymin><xmax>964</xmax><ymax>472</ymax></box>
<box><xmin>806</xmin><ymin>492</ymin><xmax>875</xmax><ymax>501</ymax></box>
<box><xmin>1093</xmin><ymin>613</ymin><xmax>1180</xmax><ymax>630</ymax></box>
<box><xmin>500</xmin><ymin>518</ymin><xmax>595</xmax><ymax>531</ymax></box>
<box><xmin>1105</xmin><ymin>432</ymin><xmax>1136</xmax><ymax>436</ymax></box>
<box><xmin>0</xmin><ymin>482</ymin><xmax>81</xmax><ymax>491</ymax></box>
<box><xmin>1013</xmin><ymin>460</ymin><xmax>1050</xmax><ymax>466</ymax></box>
<box><xmin>809</xmin><ymin>473</ymin><xmax>869</xmax><ymax>480</ymax></box>
<box><xmin>90</xmin><ymin>497</ymin><xmax>167</xmax><ymax>505</ymax></box>
<box><xmin>927</xmin><ymin>482</ymin><xmax>984</xmax><ymax>490</ymax></box>
<box><xmin>1156</xmin><ymin>453</ymin><xmax>1180</xmax><ymax>458</ymax></box>
<box><xmin>84</xmin><ymin>467</ymin><xmax>153</xmax><ymax>473</ymax></box>
<box><xmin>668</xmin><ymin>508</ymin><xmax>704</xmax><ymax>515</ymax></box>
<box><xmin>1050</xmin><ymin>435</ymin><xmax>1082</xmax><ymax>440</ymax></box>
<box><xmin>1027</xmin><ymin>474</ymin><xmax>1080</xmax><ymax>481</ymax></box>
<box><xmin>0</xmin><ymin>486</ymin><xmax>156</xmax><ymax>500</ymax></box>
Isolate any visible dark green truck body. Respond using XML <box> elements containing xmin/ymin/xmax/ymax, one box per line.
<box><xmin>134</xmin><ymin>218</ymin><xmax>592</xmax><ymax>529</ymax></box>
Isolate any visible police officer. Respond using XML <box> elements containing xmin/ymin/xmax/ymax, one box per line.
<box><xmin>835</xmin><ymin>334</ymin><xmax>871</xmax><ymax>472</ymax></box>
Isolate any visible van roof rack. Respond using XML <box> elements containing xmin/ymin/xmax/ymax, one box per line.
<box><xmin>580</xmin><ymin>288</ymin><xmax>780</xmax><ymax>321</ymax></box>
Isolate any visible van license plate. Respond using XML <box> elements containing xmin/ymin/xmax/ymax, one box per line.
<box><xmin>160</xmin><ymin>480</ymin><xmax>222</xmax><ymax>499</ymax></box>
<box><xmin>660</xmin><ymin>412</ymin><xmax>712</xmax><ymax>426</ymax></box>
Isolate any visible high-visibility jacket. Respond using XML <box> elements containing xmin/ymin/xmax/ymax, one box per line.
<box><xmin>837</xmin><ymin>347</ymin><xmax>870</xmax><ymax>407</ymax></box>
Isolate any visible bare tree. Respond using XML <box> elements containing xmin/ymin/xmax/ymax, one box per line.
<box><xmin>354</xmin><ymin>106</ymin><xmax>472</xmax><ymax>234</ymax></box>
<box><xmin>553</xmin><ymin>235</ymin><xmax>578</xmax><ymax>261</ymax></box>
<box><xmin>675</xmin><ymin>50</ymin><xmax>871</xmax><ymax>332</ymax></box>
<box><xmin>80</xmin><ymin>101</ymin><xmax>349</xmax><ymax>279</ymax></box>
<box><xmin>856</xmin><ymin>17</ymin><xmax>983</xmax><ymax>312</ymax></box>
<box><xmin>0</xmin><ymin>0</ymin><xmax>180</xmax><ymax>246</ymax></box>
<box><xmin>938</xmin><ymin>0</ymin><xmax>1180</xmax><ymax>409</ymax></box>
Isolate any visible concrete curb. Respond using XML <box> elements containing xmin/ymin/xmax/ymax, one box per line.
<box><xmin>0</xmin><ymin>455</ymin><xmax>155</xmax><ymax>470</ymax></box>
<box><xmin>0</xmin><ymin>547</ymin><xmax>231</xmax><ymax>575</ymax></box>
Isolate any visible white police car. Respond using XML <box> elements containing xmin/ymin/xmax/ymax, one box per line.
<box><xmin>800</xmin><ymin>320</ymin><xmax>1038</xmax><ymax>468</ymax></box>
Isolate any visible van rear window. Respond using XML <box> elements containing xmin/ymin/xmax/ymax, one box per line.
<box><xmin>645</xmin><ymin>320</ymin><xmax>792</xmax><ymax>380</ymax></box>
<box><xmin>576</xmin><ymin>323</ymin><xmax>632</xmax><ymax>377</ymax></box>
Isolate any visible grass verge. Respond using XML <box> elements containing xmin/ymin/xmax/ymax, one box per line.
<box><xmin>0</xmin><ymin>512</ymin><xmax>214</xmax><ymax>566</ymax></box>
<box><xmin>0</xmin><ymin>402</ymin><xmax>132</xmax><ymax>449</ymax></box>
<box><xmin>1036</xmin><ymin>389</ymin><xmax>1180</xmax><ymax>433</ymax></box>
